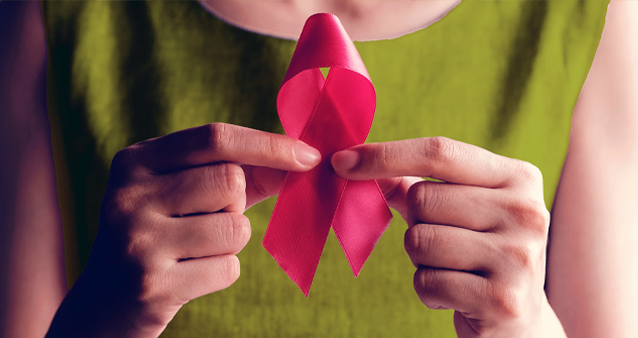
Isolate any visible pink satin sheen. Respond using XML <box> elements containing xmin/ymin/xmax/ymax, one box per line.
<box><xmin>263</xmin><ymin>13</ymin><xmax>393</xmax><ymax>296</ymax></box>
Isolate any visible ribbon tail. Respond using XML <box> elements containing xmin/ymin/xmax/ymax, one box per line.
<box><xmin>332</xmin><ymin>179</ymin><xmax>393</xmax><ymax>276</ymax></box>
<box><xmin>264</xmin><ymin>162</ymin><xmax>346</xmax><ymax>296</ymax></box>
<box><xmin>267</xmin><ymin>13</ymin><xmax>383</xmax><ymax>296</ymax></box>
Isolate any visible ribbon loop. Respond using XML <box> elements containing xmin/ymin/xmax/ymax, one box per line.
<box><xmin>264</xmin><ymin>13</ymin><xmax>393</xmax><ymax>296</ymax></box>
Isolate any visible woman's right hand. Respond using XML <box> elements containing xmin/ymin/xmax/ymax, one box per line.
<box><xmin>46</xmin><ymin>123</ymin><xmax>321</xmax><ymax>338</ymax></box>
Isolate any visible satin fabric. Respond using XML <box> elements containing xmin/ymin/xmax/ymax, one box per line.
<box><xmin>265</xmin><ymin>14</ymin><xmax>392</xmax><ymax>296</ymax></box>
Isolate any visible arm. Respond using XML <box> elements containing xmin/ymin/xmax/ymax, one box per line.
<box><xmin>0</xmin><ymin>1</ymin><xmax>67</xmax><ymax>337</ymax></box>
<box><xmin>546</xmin><ymin>1</ymin><xmax>638</xmax><ymax>337</ymax></box>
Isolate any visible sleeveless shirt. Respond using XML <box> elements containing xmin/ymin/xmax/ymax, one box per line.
<box><xmin>42</xmin><ymin>1</ymin><xmax>609</xmax><ymax>336</ymax></box>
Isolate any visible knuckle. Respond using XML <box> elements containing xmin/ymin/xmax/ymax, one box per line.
<box><xmin>500</xmin><ymin>243</ymin><xmax>538</xmax><ymax>273</ymax></box>
<box><xmin>226</xmin><ymin>164</ymin><xmax>247</xmax><ymax>198</ymax></box>
<box><xmin>100</xmin><ymin>186</ymin><xmax>142</xmax><ymax>227</ymax></box>
<box><xmin>109</xmin><ymin>148</ymin><xmax>140</xmax><ymax>185</ymax></box>
<box><xmin>105</xmin><ymin>149</ymin><xmax>150</xmax><ymax>217</ymax></box>
<box><xmin>139</xmin><ymin>270</ymin><xmax>161</xmax><ymax>301</ymax></box>
<box><xmin>508</xmin><ymin>199</ymin><xmax>550</xmax><ymax>235</ymax></box>
<box><xmin>225</xmin><ymin>164</ymin><xmax>246</xmax><ymax>193</ymax></box>
<box><xmin>404</xmin><ymin>227</ymin><xmax>420</xmax><ymax>258</ymax></box>
<box><xmin>111</xmin><ymin>148</ymin><xmax>132</xmax><ymax>172</ymax></box>
<box><xmin>514</xmin><ymin>160</ymin><xmax>543</xmax><ymax>183</ymax></box>
<box><xmin>406</xmin><ymin>181</ymin><xmax>425</xmax><ymax>212</ymax></box>
<box><xmin>404</xmin><ymin>225</ymin><xmax>435</xmax><ymax>263</ymax></box>
<box><xmin>408</xmin><ymin>182</ymin><xmax>444</xmax><ymax>223</ymax></box>
<box><xmin>423</xmin><ymin>136</ymin><xmax>457</xmax><ymax>166</ymax></box>
<box><xmin>206</xmin><ymin>123</ymin><xmax>233</xmax><ymax>154</ymax></box>
<box><xmin>137</xmin><ymin>271</ymin><xmax>188</xmax><ymax>326</ymax></box>
<box><xmin>125</xmin><ymin>226</ymin><xmax>156</xmax><ymax>262</ymax></box>
<box><xmin>413</xmin><ymin>268</ymin><xmax>441</xmax><ymax>304</ymax></box>
<box><xmin>138</xmin><ymin>270</ymin><xmax>177</xmax><ymax>318</ymax></box>
<box><xmin>212</xmin><ymin>163</ymin><xmax>246</xmax><ymax>201</ymax></box>
<box><xmin>118</xmin><ymin>186</ymin><xmax>143</xmax><ymax>212</ymax></box>
<box><xmin>128</xmin><ymin>247</ymin><xmax>163</xmax><ymax>298</ymax></box>
<box><xmin>489</xmin><ymin>283</ymin><xmax>524</xmax><ymax>319</ymax></box>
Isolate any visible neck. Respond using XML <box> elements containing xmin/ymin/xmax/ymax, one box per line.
<box><xmin>199</xmin><ymin>0</ymin><xmax>461</xmax><ymax>41</ymax></box>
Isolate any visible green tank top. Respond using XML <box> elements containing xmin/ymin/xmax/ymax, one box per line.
<box><xmin>42</xmin><ymin>1</ymin><xmax>608</xmax><ymax>336</ymax></box>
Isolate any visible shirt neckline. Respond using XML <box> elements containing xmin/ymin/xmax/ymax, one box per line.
<box><xmin>198</xmin><ymin>1</ymin><xmax>463</xmax><ymax>44</ymax></box>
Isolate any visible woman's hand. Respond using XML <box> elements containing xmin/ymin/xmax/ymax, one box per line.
<box><xmin>46</xmin><ymin>123</ymin><xmax>321</xmax><ymax>338</ymax></box>
<box><xmin>332</xmin><ymin>137</ymin><xmax>565</xmax><ymax>337</ymax></box>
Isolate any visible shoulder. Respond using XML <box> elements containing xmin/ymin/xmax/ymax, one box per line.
<box><xmin>570</xmin><ymin>0</ymin><xmax>638</xmax><ymax>161</ymax></box>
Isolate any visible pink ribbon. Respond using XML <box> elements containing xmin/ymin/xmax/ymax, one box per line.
<box><xmin>263</xmin><ymin>13</ymin><xmax>393</xmax><ymax>296</ymax></box>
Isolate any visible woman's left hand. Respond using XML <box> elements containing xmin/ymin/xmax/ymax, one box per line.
<box><xmin>332</xmin><ymin>137</ymin><xmax>563</xmax><ymax>337</ymax></box>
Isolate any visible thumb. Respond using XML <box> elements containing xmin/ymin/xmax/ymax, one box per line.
<box><xmin>242</xmin><ymin>165</ymin><xmax>288</xmax><ymax>210</ymax></box>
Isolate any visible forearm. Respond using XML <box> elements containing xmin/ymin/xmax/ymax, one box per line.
<box><xmin>546</xmin><ymin>2</ymin><xmax>638</xmax><ymax>336</ymax></box>
<box><xmin>0</xmin><ymin>1</ymin><xmax>67</xmax><ymax>337</ymax></box>
<box><xmin>2</xmin><ymin>126</ymin><xmax>68</xmax><ymax>338</ymax></box>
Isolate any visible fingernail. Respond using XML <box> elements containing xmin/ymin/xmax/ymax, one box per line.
<box><xmin>293</xmin><ymin>142</ymin><xmax>322</xmax><ymax>167</ymax></box>
<box><xmin>332</xmin><ymin>150</ymin><xmax>360</xmax><ymax>171</ymax></box>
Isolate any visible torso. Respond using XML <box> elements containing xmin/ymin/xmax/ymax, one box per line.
<box><xmin>199</xmin><ymin>0</ymin><xmax>462</xmax><ymax>41</ymax></box>
<box><xmin>41</xmin><ymin>1</ymin><xmax>610</xmax><ymax>335</ymax></box>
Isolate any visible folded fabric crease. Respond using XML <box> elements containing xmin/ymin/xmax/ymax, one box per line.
<box><xmin>263</xmin><ymin>13</ymin><xmax>393</xmax><ymax>296</ymax></box>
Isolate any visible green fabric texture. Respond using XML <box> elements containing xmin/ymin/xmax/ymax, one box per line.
<box><xmin>42</xmin><ymin>1</ymin><xmax>608</xmax><ymax>336</ymax></box>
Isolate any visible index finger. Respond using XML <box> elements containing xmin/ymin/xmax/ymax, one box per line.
<box><xmin>332</xmin><ymin>137</ymin><xmax>534</xmax><ymax>188</ymax></box>
<box><xmin>128</xmin><ymin>123</ymin><xmax>321</xmax><ymax>173</ymax></box>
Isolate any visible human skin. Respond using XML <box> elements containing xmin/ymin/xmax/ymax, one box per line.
<box><xmin>1</xmin><ymin>1</ymin><xmax>637</xmax><ymax>338</ymax></box>
<box><xmin>45</xmin><ymin>124</ymin><xmax>321</xmax><ymax>337</ymax></box>
<box><xmin>545</xmin><ymin>3</ymin><xmax>638</xmax><ymax>337</ymax></box>
<box><xmin>199</xmin><ymin>0</ymin><xmax>461</xmax><ymax>41</ymax></box>
<box><xmin>0</xmin><ymin>2</ymin><xmax>66</xmax><ymax>338</ymax></box>
<box><xmin>332</xmin><ymin>138</ymin><xmax>561</xmax><ymax>337</ymax></box>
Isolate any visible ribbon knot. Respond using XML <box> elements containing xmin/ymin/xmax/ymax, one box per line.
<box><xmin>263</xmin><ymin>13</ymin><xmax>393</xmax><ymax>296</ymax></box>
